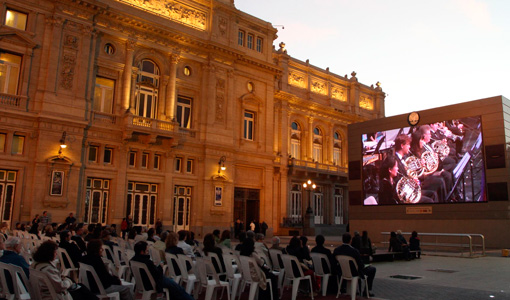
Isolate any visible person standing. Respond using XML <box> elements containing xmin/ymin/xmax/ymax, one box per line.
<box><xmin>65</xmin><ymin>213</ymin><xmax>76</xmax><ymax>226</ymax></box>
<box><xmin>261</xmin><ymin>221</ymin><xmax>268</xmax><ymax>236</ymax></box>
<box><xmin>121</xmin><ymin>218</ymin><xmax>128</xmax><ymax>239</ymax></box>
<box><xmin>40</xmin><ymin>211</ymin><xmax>50</xmax><ymax>231</ymax></box>
<box><xmin>29</xmin><ymin>214</ymin><xmax>40</xmax><ymax>235</ymax></box>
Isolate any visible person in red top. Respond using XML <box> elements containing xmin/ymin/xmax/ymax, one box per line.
<box><xmin>121</xmin><ymin>218</ymin><xmax>128</xmax><ymax>239</ymax></box>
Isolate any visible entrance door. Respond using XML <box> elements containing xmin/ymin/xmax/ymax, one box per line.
<box><xmin>234</xmin><ymin>188</ymin><xmax>259</xmax><ymax>230</ymax></box>
<box><xmin>313</xmin><ymin>190</ymin><xmax>324</xmax><ymax>224</ymax></box>
<box><xmin>173</xmin><ymin>186</ymin><xmax>192</xmax><ymax>231</ymax></box>
<box><xmin>126</xmin><ymin>182</ymin><xmax>157</xmax><ymax>227</ymax></box>
<box><xmin>0</xmin><ymin>170</ymin><xmax>16</xmax><ymax>224</ymax></box>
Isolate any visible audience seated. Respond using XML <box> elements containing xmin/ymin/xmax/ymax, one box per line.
<box><xmin>72</xmin><ymin>225</ymin><xmax>87</xmax><ymax>253</ymax></box>
<box><xmin>409</xmin><ymin>231</ymin><xmax>421</xmax><ymax>258</ymax></box>
<box><xmin>240</xmin><ymin>237</ymin><xmax>278</xmax><ymax>300</ymax></box>
<box><xmin>177</xmin><ymin>230</ymin><xmax>195</xmax><ymax>258</ymax></box>
<box><xmin>59</xmin><ymin>230</ymin><xmax>82</xmax><ymax>267</ymax></box>
<box><xmin>202</xmin><ymin>233</ymin><xmax>225</xmax><ymax>274</ymax></box>
<box><xmin>351</xmin><ymin>231</ymin><xmax>361</xmax><ymax>251</ymax></box>
<box><xmin>286</xmin><ymin>236</ymin><xmax>318</xmax><ymax>292</ymax></box>
<box><xmin>270</xmin><ymin>236</ymin><xmax>286</xmax><ymax>253</ymax></box>
<box><xmin>0</xmin><ymin>236</ymin><xmax>29</xmax><ymax>277</ymax></box>
<box><xmin>311</xmin><ymin>235</ymin><xmax>334</xmax><ymax>274</ymax></box>
<box><xmin>219</xmin><ymin>230</ymin><xmax>231</xmax><ymax>249</ymax></box>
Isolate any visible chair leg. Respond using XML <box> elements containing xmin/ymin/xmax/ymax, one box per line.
<box><xmin>248</xmin><ymin>283</ymin><xmax>258</xmax><ymax>300</ymax></box>
<box><xmin>322</xmin><ymin>275</ymin><xmax>330</xmax><ymax>297</ymax></box>
<box><xmin>350</xmin><ymin>280</ymin><xmax>357</xmax><ymax>300</ymax></box>
<box><xmin>231</xmin><ymin>278</ymin><xmax>240</xmax><ymax>300</ymax></box>
<box><xmin>336</xmin><ymin>278</ymin><xmax>344</xmax><ymax>298</ymax></box>
<box><xmin>291</xmin><ymin>280</ymin><xmax>299</xmax><ymax>300</ymax></box>
<box><xmin>308</xmin><ymin>278</ymin><xmax>314</xmax><ymax>300</ymax></box>
<box><xmin>205</xmin><ymin>286</ymin><xmax>215</xmax><ymax>300</ymax></box>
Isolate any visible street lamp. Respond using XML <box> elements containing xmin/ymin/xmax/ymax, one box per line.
<box><xmin>218</xmin><ymin>156</ymin><xmax>226</xmax><ymax>174</ymax></box>
<box><xmin>303</xmin><ymin>179</ymin><xmax>316</xmax><ymax>215</ymax></box>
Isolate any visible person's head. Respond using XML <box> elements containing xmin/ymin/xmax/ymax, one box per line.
<box><xmin>69</xmin><ymin>212</ymin><xmax>73</xmax><ymax>217</ymax></box>
<box><xmin>33</xmin><ymin>240</ymin><xmax>58</xmax><ymax>263</ymax></box>
<box><xmin>147</xmin><ymin>228</ymin><xmax>155</xmax><ymax>238</ymax></box>
<box><xmin>42</xmin><ymin>211</ymin><xmax>47</xmax><ymax>216</ymax></box>
<box><xmin>390</xmin><ymin>231</ymin><xmax>397</xmax><ymax>238</ymax></box>
<box><xmin>34</xmin><ymin>214</ymin><xmax>39</xmax><ymax>219</ymax></box>
<box><xmin>272</xmin><ymin>236</ymin><xmax>280</xmax><ymax>246</ymax></box>
<box><xmin>238</xmin><ymin>231</ymin><xmax>247</xmax><ymax>243</ymax></box>
<box><xmin>220</xmin><ymin>230</ymin><xmax>231</xmax><ymax>242</ymax></box>
<box><xmin>75</xmin><ymin>227</ymin><xmax>84</xmax><ymax>236</ymax></box>
<box><xmin>44</xmin><ymin>224</ymin><xmax>53</xmax><ymax>233</ymax></box>
<box><xmin>354</xmin><ymin>231</ymin><xmax>360</xmax><ymax>237</ymax></box>
<box><xmin>394</xmin><ymin>134</ymin><xmax>411</xmax><ymax>154</ymax></box>
<box><xmin>87</xmin><ymin>239</ymin><xmax>103</xmax><ymax>256</ymax></box>
<box><xmin>342</xmin><ymin>233</ymin><xmax>352</xmax><ymax>244</ymax></box>
<box><xmin>255</xmin><ymin>233</ymin><xmax>265</xmax><ymax>242</ymax></box>
<box><xmin>418</xmin><ymin>125</ymin><xmax>432</xmax><ymax>143</ymax></box>
<box><xmin>4</xmin><ymin>237</ymin><xmax>22</xmax><ymax>253</ymax></box>
<box><xmin>135</xmin><ymin>226</ymin><xmax>142</xmax><ymax>235</ymax></box>
<box><xmin>212</xmin><ymin>229</ymin><xmax>220</xmax><ymax>237</ymax></box>
<box><xmin>380</xmin><ymin>155</ymin><xmax>398</xmax><ymax>180</ymax></box>
<box><xmin>134</xmin><ymin>241</ymin><xmax>148</xmax><ymax>255</ymax></box>
<box><xmin>128</xmin><ymin>228</ymin><xmax>137</xmax><ymax>239</ymax></box>
<box><xmin>101</xmin><ymin>230</ymin><xmax>112</xmax><ymax>241</ymax></box>
<box><xmin>0</xmin><ymin>222</ymin><xmax>8</xmax><ymax>229</ymax></box>
<box><xmin>300</xmin><ymin>236</ymin><xmax>308</xmax><ymax>246</ymax></box>
<box><xmin>246</xmin><ymin>230</ymin><xmax>255</xmax><ymax>240</ymax></box>
<box><xmin>240</xmin><ymin>236</ymin><xmax>255</xmax><ymax>256</ymax></box>
<box><xmin>87</xmin><ymin>223</ymin><xmax>95</xmax><ymax>232</ymax></box>
<box><xmin>288</xmin><ymin>236</ymin><xmax>301</xmax><ymax>248</ymax></box>
<box><xmin>396</xmin><ymin>229</ymin><xmax>402</xmax><ymax>235</ymax></box>
<box><xmin>160</xmin><ymin>231</ymin><xmax>169</xmax><ymax>243</ymax></box>
<box><xmin>59</xmin><ymin>230</ymin><xmax>71</xmax><ymax>242</ymax></box>
<box><xmin>203</xmin><ymin>233</ymin><xmax>215</xmax><ymax>252</ymax></box>
<box><xmin>178</xmin><ymin>230</ymin><xmax>188</xmax><ymax>241</ymax></box>
<box><xmin>362</xmin><ymin>231</ymin><xmax>368</xmax><ymax>238</ymax></box>
<box><xmin>412</xmin><ymin>231</ymin><xmax>418</xmax><ymax>238</ymax></box>
<box><xmin>166</xmin><ymin>231</ymin><xmax>179</xmax><ymax>248</ymax></box>
<box><xmin>315</xmin><ymin>234</ymin><xmax>325</xmax><ymax>246</ymax></box>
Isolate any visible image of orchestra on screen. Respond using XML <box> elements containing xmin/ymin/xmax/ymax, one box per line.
<box><xmin>362</xmin><ymin>116</ymin><xmax>486</xmax><ymax>205</ymax></box>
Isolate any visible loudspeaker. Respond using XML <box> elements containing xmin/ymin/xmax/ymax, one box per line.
<box><xmin>485</xmin><ymin>144</ymin><xmax>506</xmax><ymax>169</ymax></box>
<box><xmin>349</xmin><ymin>160</ymin><xmax>361</xmax><ymax>180</ymax></box>
<box><xmin>487</xmin><ymin>182</ymin><xmax>508</xmax><ymax>201</ymax></box>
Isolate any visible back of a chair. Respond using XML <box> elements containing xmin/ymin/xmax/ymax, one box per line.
<box><xmin>0</xmin><ymin>262</ymin><xmax>12</xmax><ymax>296</ymax></box>
<box><xmin>281</xmin><ymin>254</ymin><xmax>304</xmax><ymax>279</ymax></box>
<box><xmin>310</xmin><ymin>252</ymin><xmax>331</xmax><ymax>276</ymax></box>
<box><xmin>204</xmin><ymin>256</ymin><xmax>222</xmax><ymax>284</ymax></box>
<box><xmin>102</xmin><ymin>245</ymin><xmax>115</xmax><ymax>263</ymax></box>
<box><xmin>125</xmin><ymin>249</ymin><xmax>135</xmax><ymax>261</ymax></box>
<box><xmin>268</xmin><ymin>248</ymin><xmax>284</xmax><ymax>271</ymax></box>
<box><xmin>79</xmin><ymin>262</ymin><xmax>108</xmax><ymax>295</ymax></box>
<box><xmin>335</xmin><ymin>255</ymin><xmax>358</xmax><ymax>280</ymax></box>
<box><xmin>222</xmin><ymin>253</ymin><xmax>237</xmax><ymax>279</ymax></box>
<box><xmin>112</xmin><ymin>245</ymin><xmax>124</xmax><ymax>267</ymax></box>
<box><xmin>149</xmin><ymin>246</ymin><xmax>162</xmax><ymax>265</ymax></box>
<box><xmin>29</xmin><ymin>268</ymin><xmax>59</xmax><ymax>299</ymax></box>
<box><xmin>57</xmin><ymin>247</ymin><xmax>76</xmax><ymax>270</ymax></box>
<box><xmin>177</xmin><ymin>254</ymin><xmax>194</xmax><ymax>280</ymax></box>
<box><xmin>206</xmin><ymin>251</ymin><xmax>225</xmax><ymax>274</ymax></box>
<box><xmin>164</xmin><ymin>252</ymin><xmax>182</xmax><ymax>278</ymax></box>
<box><xmin>194</xmin><ymin>257</ymin><xmax>208</xmax><ymax>286</ymax></box>
<box><xmin>130</xmin><ymin>260</ymin><xmax>157</xmax><ymax>293</ymax></box>
<box><xmin>5</xmin><ymin>262</ymin><xmax>32</xmax><ymax>299</ymax></box>
<box><xmin>238</xmin><ymin>255</ymin><xmax>257</xmax><ymax>284</ymax></box>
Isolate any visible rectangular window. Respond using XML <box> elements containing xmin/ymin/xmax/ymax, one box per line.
<box><xmin>129</xmin><ymin>151</ymin><xmax>136</xmax><ymax>167</ymax></box>
<box><xmin>141</xmin><ymin>153</ymin><xmax>149</xmax><ymax>169</ymax></box>
<box><xmin>175</xmin><ymin>157</ymin><xmax>182</xmax><ymax>173</ymax></box>
<box><xmin>186</xmin><ymin>159</ymin><xmax>193</xmax><ymax>174</ymax></box>
<box><xmin>256</xmin><ymin>37</ymin><xmax>263</xmax><ymax>52</ymax></box>
<box><xmin>88</xmin><ymin>146</ymin><xmax>98</xmax><ymax>162</ymax></box>
<box><xmin>247</xmin><ymin>34</ymin><xmax>254</xmax><ymax>49</ymax></box>
<box><xmin>238</xmin><ymin>30</ymin><xmax>245</xmax><ymax>46</ymax></box>
<box><xmin>104</xmin><ymin>147</ymin><xmax>113</xmax><ymax>164</ymax></box>
<box><xmin>0</xmin><ymin>52</ymin><xmax>22</xmax><ymax>95</ymax></box>
<box><xmin>176</xmin><ymin>96</ymin><xmax>192</xmax><ymax>129</ymax></box>
<box><xmin>0</xmin><ymin>133</ymin><xmax>5</xmax><ymax>152</ymax></box>
<box><xmin>154</xmin><ymin>154</ymin><xmax>161</xmax><ymax>170</ymax></box>
<box><xmin>5</xmin><ymin>9</ymin><xmax>27</xmax><ymax>31</ymax></box>
<box><xmin>11</xmin><ymin>135</ymin><xmax>23</xmax><ymax>155</ymax></box>
<box><xmin>93</xmin><ymin>77</ymin><xmax>115</xmax><ymax>113</ymax></box>
<box><xmin>243</xmin><ymin>111</ymin><xmax>254</xmax><ymax>141</ymax></box>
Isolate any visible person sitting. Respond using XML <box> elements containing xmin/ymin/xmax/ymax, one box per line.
<box><xmin>359</xmin><ymin>231</ymin><xmax>374</xmax><ymax>264</ymax></box>
<box><xmin>219</xmin><ymin>230</ymin><xmax>231</xmax><ymax>250</ymax></box>
<box><xmin>154</xmin><ymin>231</ymin><xmax>169</xmax><ymax>258</ymax></box>
<box><xmin>131</xmin><ymin>241</ymin><xmax>194</xmax><ymax>300</ymax></box>
<box><xmin>388</xmin><ymin>231</ymin><xmax>411</xmax><ymax>260</ymax></box>
<box><xmin>44</xmin><ymin>224</ymin><xmax>56</xmax><ymax>238</ymax></box>
<box><xmin>81</xmin><ymin>239</ymin><xmax>133</xmax><ymax>299</ymax></box>
<box><xmin>84</xmin><ymin>224</ymin><xmax>97</xmax><ymax>242</ymax></box>
<box><xmin>286</xmin><ymin>236</ymin><xmax>318</xmax><ymax>293</ymax></box>
<box><xmin>0</xmin><ymin>237</ymin><xmax>30</xmax><ymax>277</ymax></box>
<box><xmin>311</xmin><ymin>235</ymin><xmax>334</xmax><ymax>274</ymax></box>
<box><xmin>177</xmin><ymin>230</ymin><xmax>195</xmax><ymax>258</ymax></box>
<box><xmin>147</xmin><ymin>228</ymin><xmax>156</xmax><ymax>243</ymax></box>
<box><xmin>212</xmin><ymin>229</ymin><xmax>221</xmax><ymax>244</ymax></box>
<box><xmin>254</xmin><ymin>233</ymin><xmax>270</xmax><ymax>266</ymax></box>
<box><xmin>333</xmin><ymin>233</ymin><xmax>376</xmax><ymax>297</ymax></box>
<box><xmin>270</xmin><ymin>236</ymin><xmax>286</xmax><ymax>253</ymax></box>
<box><xmin>351</xmin><ymin>231</ymin><xmax>361</xmax><ymax>251</ymax></box>
<box><xmin>240</xmin><ymin>238</ymin><xmax>278</xmax><ymax>300</ymax></box>
<box><xmin>72</xmin><ymin>225</ymin><xmax>87</xmax><ymax>253</ymax></box>
<box><xmin>396</xmin><ymin>230</ymin><xmax>411</xmax><ymax>260</ymax></box>
<box><xmin>59</xmin><ymin>230</ymin><xmax>82</xmax><ymax>267</ymax></box>
<box><xmin>202</xmin><ymin>233</ymin><xmax>225</xmax><ymax>275</ymax></box>
<box><xmin>409</xmin><ymin>231</ymin><xmax>421</xmax><ymax>258</ymax></box>
<box><xmin>166</xmin><ymin>232</ymin><xmax>184</xmax><ymax>255</ymax></box>
<box><xmin>235</xmin><ymin>231</ymin><xmax>246</xmax><ymax>251</ymax></box>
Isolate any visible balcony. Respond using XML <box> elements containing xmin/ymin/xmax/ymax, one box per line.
<box><xmin>0</xmin><ymin>93</ymin><xmax>27</xmax><ymax>110</ymax></box>
<box><xmin>123</xmin><ymin>114</ymin><xmax>180</xmax><ymax>143</ymax></box>
<box><xmin>288</xmin><ymin>158</ymin><xmax>348</xmax><ymax>175</ymax></box>
<box><xmin>92</xmin><ymin>111</ymin><xmax>117</xmax><ymax>124</ymax></box>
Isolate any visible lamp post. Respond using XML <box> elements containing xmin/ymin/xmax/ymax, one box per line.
<box><xmin>302</xmin><ymin>179</ymin><xmax>316</xmax><ymax>215</ymax></box>
<box><xmin>302</xmin><ymin>179</ymin><xmax>316</xmax><ymax>236</ymax></box>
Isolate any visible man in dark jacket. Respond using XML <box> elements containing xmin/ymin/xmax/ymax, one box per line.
<box><xmin>131</xmin><ymin>241</ymin><xmax>194</xmax><ymax>300</ymax></box>
<box><xmin>59</xmin><ymin>230</ymin><xmax>83</xmax><ymax>267</ymax></box>
<box><xmin>71</xmin><ymin>225</ymin><xmax>87</xmax><ymax>253</ymax></box>
<box><xmin>333</xmin><ymin>233</ymin><xmax>376</xmax><ymax>297</ymax></box>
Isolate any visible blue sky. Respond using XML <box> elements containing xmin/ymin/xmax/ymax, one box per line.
<box><xmin>235</xmin><ymin>0</ymin><xmax>510</xmax><ymax>116</ymax></box>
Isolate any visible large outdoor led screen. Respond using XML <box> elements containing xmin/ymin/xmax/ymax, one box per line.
<box><xmin>362</xmin><ymin>116</ymin><xmax>486</xmax><ymax>205</ymax></box>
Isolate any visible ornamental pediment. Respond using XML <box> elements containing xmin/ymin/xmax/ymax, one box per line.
<box><xmin>0</xmin><ymin>29</ymin><xmax>37</xmax><ymax>49</ymax></box>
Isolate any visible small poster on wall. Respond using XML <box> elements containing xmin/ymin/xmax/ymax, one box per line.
<box><xmin>50</xmin><ymin>170</ymin><xmax>64</xmax><ymax>196</ymax></box>
<box><xmin>214</xmin><ymin>186</ymin><xmax>222</xmax><ymax>206</ymax></box>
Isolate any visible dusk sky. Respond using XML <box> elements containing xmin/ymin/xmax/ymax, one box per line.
<box><xmin>235</xmin><ymin>0</ymin><xmax>510</xmax><ymax>116</ymax></box>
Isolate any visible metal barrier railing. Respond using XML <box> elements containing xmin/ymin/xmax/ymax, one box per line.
<box><xmin>381</xmin><ymin>232</ymin><xmax>485</xmax><ymax>257</ymax></box>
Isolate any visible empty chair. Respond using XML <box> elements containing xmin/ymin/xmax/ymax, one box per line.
<box><xmin>177</xmin><ymin>254</ymin><xmax>200</xmax><ymax>297</ymax></box>
<box><xmin>223</xmin><ymin>253</ymin><xmax>243</xmax><ymax>300</ymax></box>
<box><xmin>129</xmin><ymin>260</ymin><xmax>170</xmax><ymax>300</ymax></box>
<box><xmin>238</xmin><ymin>255</ymin><xmax>273</xmax><ymax>300</ymax></box>
<box><xmin>78</xmin><ymin>262</ymin><xmax>120</xmax><ymax>300</ymax></box>
<box><xmin>281</xmin><ymin>254</ymin><xmax>314</xmax><ymax>300</ymax></box>
<box><xmin>310</xmin><ymin>252</ymin><xmax>332</xmax><ymax>296</ymax></box>
<box><xmin>195</xmin><ymin>257</ymin><xmax>230</xmax><ymax>300</ymax></box>
<box><xmin>335</xmin><ymin>255</ymin><xmax>369</xmax><ymax>300</ymax></box>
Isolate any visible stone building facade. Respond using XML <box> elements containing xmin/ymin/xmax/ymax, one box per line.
<box><xmin>0</xmin><ymin>0</ymin><xmax>384</xmax><ymax>236</ymax></box>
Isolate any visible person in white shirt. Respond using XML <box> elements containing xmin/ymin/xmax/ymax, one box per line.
<box><xmin>177</xmin><ymin>230</ymin><xmax>195</xmax><ymax>258</ymax></box>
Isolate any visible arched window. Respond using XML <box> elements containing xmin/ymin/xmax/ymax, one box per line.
<box><xmin>312</xmin><ymin>127</ymin><xmax>323</xmax><ymax>163</ymax></box>
<box><xmin>135</xmin><ymin>59</ymin><xmax>160</xmax><ymax>118</ymax></box>
<box><xmin>290</xmin><ymin>121</ymin><xmax>301</xmax><ymax>159</ymax></box>
<box><xmin>333</xmin><ymin>131</ymin><xmax>342</xmax><ymax>166</ymax></box>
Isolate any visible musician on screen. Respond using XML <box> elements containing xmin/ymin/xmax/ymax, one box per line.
<box><xmin>378</xmin><ymin>156</ymin><xmax>400</xmax><ymax>205</ymax></box>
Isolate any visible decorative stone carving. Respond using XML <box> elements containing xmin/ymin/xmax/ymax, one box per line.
<box><xmin>216</xmin><ymin>78</ymin><xmax>226</xmax><ymax>122</ymax></box>
<box><xmin>288</xmin><ymin>72</ymin><xmax>305</xmax><ymax>88</ymax></box>
<box><xmin>219</xmin><ymin>16</ymin><xmax>227</xmax><ymax>36</ymax></box>
<box><xmin>311</xmin><ymin>80</ymin><xmax>326</xmax><ymax>95</ymax></box>
<box><xmin>118</xmin><ymin>0</ymin><xmax>207</xmax><ymax>30</ymax></box>
<box><xmin>331</xmin><ymin>86</ymin><xmax>346</xmax><ymax>101</ymax></box>
<box><xmin>60</xmin><ymin>47</ymin><xmax>77</xmax><ymax>90</ymax></box>
<box><xmin>359</xmin><ymin>95</ymin><xmax>374</xmax><ymax>110</ymax></box>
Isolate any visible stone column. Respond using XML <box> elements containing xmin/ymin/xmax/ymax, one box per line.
<box><xmin>122</xmin><ymin>40</ymin><xmax>136</xmax><ymax>112</ymax></box>
<box><xmin>308</xmin><ymin>117</ymin><xmax>314</xmax><ymax>160</ymax></box>
<box><xmin>165</xmin><ymin>54</ymin><xmax>180</xmax><ymax>120</ymax></box>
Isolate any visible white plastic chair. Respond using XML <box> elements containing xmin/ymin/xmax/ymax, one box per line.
<box><xmin>78</xmin><ymin>262</ymin><xmax>120</xmax><ymax>300</ymax></box>
<box><xmin>310</xmin><ymin>252</ymin><xmax>332</xmax><ymax>296</ymax></box>
<box><xmin>0</xmin><ymin>262</ymin><xmax>32</xmax><ymax>300</ymax></box>
<box><xmin>335</xmin><ymin>255</ymin><xmax>369</xmax><ymax>300</ymax></box>
<box><xmin>129</xmin><ymin>260</ymin><xmax>170</xmax><ymax>300</ymax></box>
<box><xmin>223</xmin><ymin>253</ymin><xmax>243</xmax><ymax>300</ymax></box>
<box><xmin>177</xmin><ymin>254</ymin><xmax>200</xmax><ymax>297</ymax></box>
<box><xmin>268</xmin><ymin>249</ymin><xmax>285</xmax><ymax>298</ymax></box>
<box><xmin>205</xmin><ymin>251</ymin><xmax>226</xmax><ymax>277</ymax></box>
<box><xmin>29</xmin><ymin>268</ymin><xmax>60</xmax><ymax>300</ymax></box>
<box><xmin>112</xmin><ymin>245</ymin><xmax>130</xmax><ymax>280</ymax></box>
<box><xmin>281</xmin><ymin>254</ymin><xmax>314</xmax><ymax>300</ymax></box>
<box><xmin>164</xmin><ymin>252</ymin><xmax>182</xmax><ymax>284</ymax></box>
<box><xmin>57</xmin><ymin>248</ymin><xmax>78</xmax><ymax>279</ymax></box>
<box><xmin>238</xmin><ymin>255</ymin><xmax>273</xmax><ymax>300</ymax></box>
<box><xmin>195</xmin><ymin>257</ymin><xmax>230</xmax><ymax>300</ymax></box>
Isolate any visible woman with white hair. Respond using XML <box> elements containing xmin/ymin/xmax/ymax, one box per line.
<box><xmin>0</xmin><ymin>236</ymin><xmax>29</xmax><ymax>276</ymax></box>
